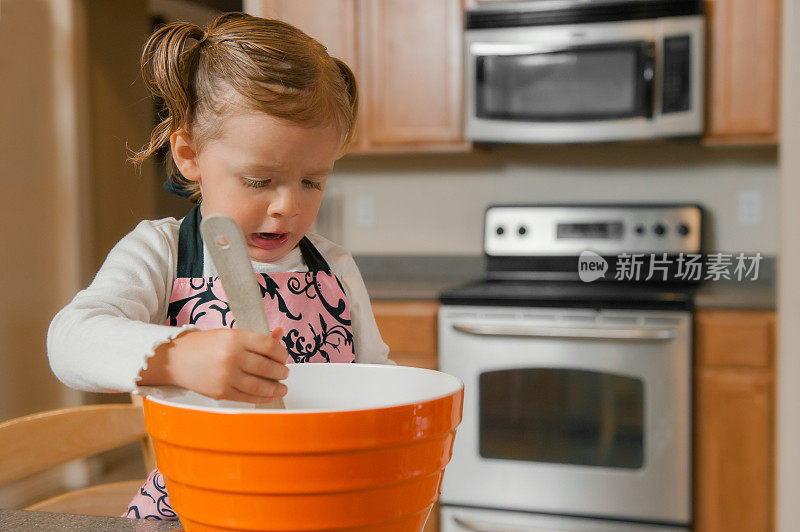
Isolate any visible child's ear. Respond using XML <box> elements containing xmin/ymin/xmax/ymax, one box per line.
<box><xmin>170</xmin><ymin>129</ymin><xmax>201</xmax><ymax>182</ymax></box>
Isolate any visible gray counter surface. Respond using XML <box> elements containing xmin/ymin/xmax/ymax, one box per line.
<box><xmin>694</xmin><ymin>281</ymin><xmax>775</xmax><ymax>310</ymax></box>
<box><xmin>357</xmin><ymin>255</ymin><xmax>776</xmax><ymax>310</ymax></box>
<box><xmin>0</xmin><ymin>509</ymin><xmax>182</xmax><ymax>531</ymax></box>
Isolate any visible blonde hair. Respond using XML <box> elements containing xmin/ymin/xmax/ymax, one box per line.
<box><xmin>129</xmin><ymin>12</ymin><xmax>358</xmax><ymax>203</ymax></box>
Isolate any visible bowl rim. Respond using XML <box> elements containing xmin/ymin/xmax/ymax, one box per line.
<box><xmin>140</xmin><ymin>363</ymin><xmax>465</xmax><ymax>414</ymax></box>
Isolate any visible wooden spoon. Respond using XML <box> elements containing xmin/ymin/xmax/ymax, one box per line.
<box><xmin>200</xmin><ymin>214</ymin><xmax>286</xmax><ymax>409</ymax></box>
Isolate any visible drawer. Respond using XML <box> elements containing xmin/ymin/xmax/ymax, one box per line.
<box><xmin>372</xmin><ymin>300</ymin><xmax>439</xmax><ymax>359</ymax></box>
<box><xmin>695</xmin><ymin>310</ymin><xmax>775</xmax><ymax>369</ymax></box>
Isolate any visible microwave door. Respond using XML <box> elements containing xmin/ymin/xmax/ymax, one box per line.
<box><xmin>472</xmin><ymin>40</ymin><xmax>655</xmax><ymax>123</ymax></box>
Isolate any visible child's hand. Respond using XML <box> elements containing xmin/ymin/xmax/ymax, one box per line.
<box><xmin>143</xmin><ymin>327</ymin><xmax>290</xmax><ymax>403</ymax></box>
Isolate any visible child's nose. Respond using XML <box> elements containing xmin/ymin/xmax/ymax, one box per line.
<box><xmin>267</xmin><ymin>187</ymin><xmax>300</xmax><ymax>218</ymax></box>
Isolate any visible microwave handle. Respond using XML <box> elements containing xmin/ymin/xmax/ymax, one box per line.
<box><xmin>470</xmin><ymin>43</ymin><xmax>566</xmax><ymax>56</ymax></box>
<box><xmin>453</xmin><ymin>516</ymin><xmax>577</xmax><ymax>532</ymax></box>
<box><xmin>642</xmin><ymin>40</ymin><xmax>656</xmax><ymax>119</ymax></box>
<box><xmin>452</xmin><ymin>323</ymin><xmax>677</xmax><ymax>342</ymax></box>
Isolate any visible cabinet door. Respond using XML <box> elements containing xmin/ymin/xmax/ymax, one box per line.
<box><xmin>363</xmin><ymin>0</ymin><xmax>464</xmax><ymax>146</ymax></box>
<box><xmin>372</xmin><ymin>301</ymin><xmax>439</xmax><ymax>369</ymax></box>
<box><xmin>705</xmin><ymin>0</ymin><xmax>781</xmax><ymax>143</ymax></box>
<box><xmin>695</xmin><ymin>370</ymin><xmax>773</xmax><ymax>532</ymax></box>
<box><xmin>249</xmin><ymin>1</ymin><xmax>365</xmax><ymax>149</ymax></box>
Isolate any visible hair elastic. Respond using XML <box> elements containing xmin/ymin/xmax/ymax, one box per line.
<box><xmin>198</xmin><ymin>32</ymin><xmax>209</xmax><ymax>45</ymax></box>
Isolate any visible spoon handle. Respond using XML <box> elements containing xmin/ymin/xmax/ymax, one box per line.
<box><xmin>200</xmin><ymin>214</ymin><xmax>286</xmax><ymax>409</ymax></box>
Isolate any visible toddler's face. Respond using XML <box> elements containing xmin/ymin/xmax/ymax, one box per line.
<box><xmin>175</xmin><ymin>111</ymin><xmax>342</xmax><ymax>262</ymax></box>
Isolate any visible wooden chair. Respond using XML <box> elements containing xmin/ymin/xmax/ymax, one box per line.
<box><xmin>0</xmin><ymin>400</ymin><xmax>154</xmax><ymax>517</ymax></box>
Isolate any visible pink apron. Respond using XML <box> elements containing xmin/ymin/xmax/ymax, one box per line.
<box><xmin>123</xmin><ymin>206</ymin><xmax>356</xmax><ymax>520</ymax></box>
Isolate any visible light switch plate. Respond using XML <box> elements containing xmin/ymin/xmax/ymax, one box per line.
<box><xmin>738</xmin><ymin>189</ymin><xmax>762</xmax><ymax>227</ymax></box>
<box><xmin>356</xmin><ymin>194</ymin><xmax>375</xmax><ymax>228</ymax></box>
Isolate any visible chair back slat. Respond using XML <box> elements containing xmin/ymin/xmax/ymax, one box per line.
<box><xmin>0</xmin><ymin>404</ymin><xmax>146</xmax><ymax>485</ymax></box>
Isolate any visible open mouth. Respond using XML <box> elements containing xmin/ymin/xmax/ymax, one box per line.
<box><xmin>250</xmin><ymin>232</ymin><xmax>290</xmax><ymax>250</ymax></box>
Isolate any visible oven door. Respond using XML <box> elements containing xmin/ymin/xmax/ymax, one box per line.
<box><xmin>438</xmin><ymin>306</ymin><xmax>691</xmax><ymax>524</ymax></box>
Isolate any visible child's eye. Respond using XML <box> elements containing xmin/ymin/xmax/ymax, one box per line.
<box><xmin>303</xmin><ymin>179</ymin><xmax>323</xmax><ymax>191</ymax></box>
<box><xmin>243</xmin><ymin>178</ymin><xmax>270</xmax><ymax>188</ymax></box>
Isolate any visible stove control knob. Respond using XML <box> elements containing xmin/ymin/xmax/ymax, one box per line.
<box><xmin>517</xmin><ymin>225</ymin><xmax>527</xmax><ymax>236</ymax></box>
<box><xmin>634</xmin><ymin>224</ymin><xmax>645</xmax><ymax>236</ymax></box>
<box><xmin>654</xmin><ymin>223</ymin><xmax>667</xmax><ymax>237</ymax></box>
<box><xmin>495</xmin><ymin>226</ymin><xmax>505</xmax><ymax>236</ymax></box>
<box><xmin>677</xmin><ymin>223</ymin><xmax>690</xmax><ymax>237</ymax></box>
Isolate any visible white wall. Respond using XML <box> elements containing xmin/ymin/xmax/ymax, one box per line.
<box><xmin>777</xmin><ymin>0</ymin><xmax>800</xmax><ymax>528</ymax></box>
<box><xmin>0</xmin><ymin>0</ymin><xmax>90</xmax><ymax>509</ymax></box>
<box><xmin>332</xmin><ymin>143</ymin><xmax>777</xmax><ymax>256</ymax></box>
<box><xmin>0</xmin><ymin>0</ymin><xmax>87</xmax><ymax>420</ymax></box>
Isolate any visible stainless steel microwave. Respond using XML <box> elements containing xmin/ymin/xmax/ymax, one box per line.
<box><xmin>465</xmin><ymin>0</ymin><xmax>705</xmax><ymax>143</ymax></box>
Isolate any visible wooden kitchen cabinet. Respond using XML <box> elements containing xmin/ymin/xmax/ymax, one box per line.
<box><xmin>372</xmin><ymin>300</ymin><xmax>440</xmax><ymax>370</ymax></box>
<box><xmin>363</xmin><ymin>0</ymin><xmax>465</xmax><ymax>149</ymax></box>
<box><xmin>249</xmin><ymin>0</ymin><xmax>469</xmax><ymax>154</ymax></box>
<box><xmin>704</xmin><ymin>0</ymin><xmax>781</xmax><ymax>144</ymax></box>
<box><xmin>694</xmin><ymin>309</ymin><xmax>775</xmax><ymax>532</ymax></box>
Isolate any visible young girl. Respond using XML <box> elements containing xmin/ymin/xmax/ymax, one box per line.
<box><xmin>47</xmin><ymin>12</ymin><xmax>391</xmax><ymax>521</ymax></box>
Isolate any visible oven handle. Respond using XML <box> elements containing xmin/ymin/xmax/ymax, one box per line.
<box><xmin>453</xmin><ymin>516</ymin><xmax>570</xmax><ymax>532</ymax></box>
<box><xmin>452</xmin><ymin>323</ymin><xmax>677</xmax><ymax>342</ymax></box>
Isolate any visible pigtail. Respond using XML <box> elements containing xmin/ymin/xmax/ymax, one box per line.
<box><xmin>128</xmin><ymin>22</ymin><xmax>206</xmax><ymax>176</ymax></box>
<box><xmin>333</xmin><ymin>57</ymin><xmax>359</xmax><ymax>149</ymax></box>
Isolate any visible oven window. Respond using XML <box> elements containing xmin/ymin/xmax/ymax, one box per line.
<box><xmin>475</xmin><ymin>43</ymin><xmax>648</xmax><ymax>121</ymax></box>
<box><xmin>479</xmin><ymin>368</ymin><xmax>644</xmax><ymax>469</ymax></box>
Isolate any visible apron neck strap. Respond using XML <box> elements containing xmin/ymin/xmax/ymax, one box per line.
<box><xmin>176</xmin><ymin>206</ymin><xmax>332</xmax><ymax>277</ymax></box>
<box><xmin>298</xmin><ymin>237</ymin><xmax>332</xmax><ymax>273</ymax></box>
<box><xmin>177</xmin><ymin>206</ymin><xmax>204</xmax><ymax>278</ymax></box>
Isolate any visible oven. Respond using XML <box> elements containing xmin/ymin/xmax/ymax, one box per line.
<box><xmin>438</xmin><ymin>204</ymin><xmax>703</xmax><ymax>531</ymax></box>
<box><xmin>465</xmin><ymin>0</ymin><xmax>705</xmax><ymax>143</ymax></box>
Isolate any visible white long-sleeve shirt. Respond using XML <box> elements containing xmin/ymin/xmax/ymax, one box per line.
<box><xmin>47</xmin><ymin>217</ymin><xmax>392</xmax><ymax>393</ymax></box>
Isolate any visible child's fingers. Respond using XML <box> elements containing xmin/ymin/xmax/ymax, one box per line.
<box><xmin>239</xmin><ymin>328</ymin><xmax>287</xmax><ymax>362</ymax></box>
<box><xmin>240</xmin><ymin>351</ymin><xmax>290</xmax><ymax>380</ymax></box>
<box><xmin>229</xmin><ymin>385</ymin><xmax>279</xmax><ymax>404</ymax></box>
<box><xmin>269</xmin><ymin>327</ymin><xmax>290</xmax><ymax>363</ymax></box>
<box><xmin>235</xmin><ymin>372</ymin><xmax>287</xmax><ymax>399</ymax></box>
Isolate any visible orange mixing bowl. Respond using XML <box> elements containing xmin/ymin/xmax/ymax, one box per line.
<box><xmin>142</xmin><ymin>363</ymin><xmax>464</xmax><ymax>531</ymax></box>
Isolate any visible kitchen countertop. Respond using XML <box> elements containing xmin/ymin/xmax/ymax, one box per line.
<box><xmin>0</xmin><ymin>509</ymin><xmax>183</xmax><ymax>531</ymax></box>
<box><xmin>694</xmin><ymin>280</ymin><xmax>775</xmax><ymax>310</ymax></box>
<box><xmin>356</xmin><ymin>254</ymin><xmax>482</xmax><ymax>302</ymax></box>
<box><xmin>364</xmin><ymin>278</ymin><xmax>468</xmax><ymax>301</ymax></box>
<box><xmin>356</xmin><ymin>255</ymin><xmax>776</xmax><ymax>310</ymax></box>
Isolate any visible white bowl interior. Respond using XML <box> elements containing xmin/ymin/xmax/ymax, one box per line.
<box><xmin>142</xmin><ymin>364</ymin><xmax>463</xmax><ymax>413</ymax></box>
